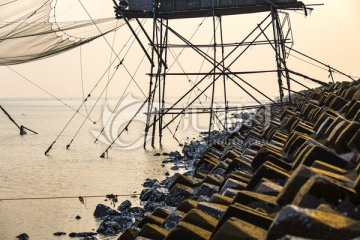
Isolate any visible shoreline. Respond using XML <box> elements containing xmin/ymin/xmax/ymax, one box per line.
<box><xmin>33</xmin><ymin>80</ymin><xmax>359</xmax><ymax>240</ymax></box>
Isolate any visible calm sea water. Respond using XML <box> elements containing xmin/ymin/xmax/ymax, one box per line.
<box><xmin>0</xmin><ymin>96</ymin><xmax>257</xmax><ymax>239</ymax></box>
<box><xmin>0</xmin><ymin>98</ymin><xmax>189</xmax><ymax>240</ymax></box>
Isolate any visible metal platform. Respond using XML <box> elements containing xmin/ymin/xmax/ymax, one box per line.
<box><xmin>117</xmin><ymin>2</ymin><xmax>304</xmax><ymax>19</ymax></box>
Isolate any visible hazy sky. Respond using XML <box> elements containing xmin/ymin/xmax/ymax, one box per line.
<box><xmin>0</xmin><ymin>0</ymin><xmax>359</xmax><ymax>102</ymax></box>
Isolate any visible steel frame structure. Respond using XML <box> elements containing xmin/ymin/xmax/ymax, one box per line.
<box><xmin>115</xmin><ymin>1</ymin><xmax>304</xmax><ymax>148</ymax></box>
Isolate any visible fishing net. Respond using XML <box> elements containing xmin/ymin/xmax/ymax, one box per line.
<box><xmin>0</xmin><ymin>0</ymin><xmax>125</xmax><ymax>65</ymax></box>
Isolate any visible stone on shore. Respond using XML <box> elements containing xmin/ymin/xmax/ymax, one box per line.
<box><xmin>16</xmin><ymin>233</ymin><xmax>29</xmax><ymax>240</ymax></box>
<box><xmin>118</xmin><ymin>200</ymin><xmax>132</xmax><ymax>212</ymax></box>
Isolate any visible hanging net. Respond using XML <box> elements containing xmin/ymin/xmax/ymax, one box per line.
<box><xmin>0</xmin><ymin>0</ymin><xmax>125</xmax><ymax>65</ymax></box>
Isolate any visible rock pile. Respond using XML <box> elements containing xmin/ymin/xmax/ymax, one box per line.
<box><xmin>101</xmin><ymin>80</ymin><xmax>360</xmax><ymax>239</ymax></box>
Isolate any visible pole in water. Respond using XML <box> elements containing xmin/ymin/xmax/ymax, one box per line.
<box><xmin>151</xmin><ymin>108</ymin><xmax>157</xmax><ymax>148</ymax></box>
<box><xmin>0</xmin><ymin>105</ymin><xmax>37</xmax><ymax>135</ymax></box>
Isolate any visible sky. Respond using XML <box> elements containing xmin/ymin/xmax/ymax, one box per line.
<box><xmin>0</xmin><ymin>0</ymin><xmax>359</xmax><ymax>103</ymax></box>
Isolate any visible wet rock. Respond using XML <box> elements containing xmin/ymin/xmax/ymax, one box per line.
<box><xmin>170</xmin><ymin>166</ymin><xmax>179</xmax><ymax>170</ymax></box>
<box><xmin>169</xmin><ymin>151</ymin><xmax>182</xmax><ymax>159</ymax></box>
<box><xmin>16</xmin><ymin>233</ymin><xmax>29</xmax><ymax>240</ymax></box>
<box><xmin>69</xmin><ymin>232</ymin><xmax>97</xmax><ymax>238</ymax></box>
<box><xmin>165</xmin><ymin>184</ymin><xmax>195</xmax><ymax>207</ymax></box>
<box><xmin>128</xmin><ymin>206</ymin><xmax>145</xmax><ymax>218</ymax></box>
<box><xmin>53</xmin><ymin>232</ymin><xmax>66</xmax><ymax>236</ymax></box>
<box><xmin>143</xmin><ymin>178</ymin><xmax>159</xmax><ymax>188</ymax></box>
<box><xmin>97</xmin><ymin>215</ymin><xmax>133</xmax><ymax>236</ymax></box>
<box><xmin>161</xmin><ymin>176</ymin><xmax>176</xmax><ymax>188</ymax></box>
<box><xmin>118</xmin><ymin>200</ymin><xmax>132</xmax><ymax>212</ymax></box>
<box><xmin>162</xmin><ymin>211</ymin><xmax>184</xmax><ymax>230</ymax></box>
<box><xmin>144</xmin><ymin>201</ymin><xmax>165</xmax><ymax>212</ymax></box>
<box><xmin>140</xmin><ymin>188</ymin><xmax>154</xmax><ymax>201</ymax></box>
<box><xmin>93</xmin><ymin>204</ymin><xmax>113</xmax><ymax>218</ymax></box>
<box><xmin>149</xmin><ymin>187</ymin><xmax>169</xmax><ymax>202</ymax></box>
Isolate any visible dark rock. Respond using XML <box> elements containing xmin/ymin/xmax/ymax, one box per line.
<box><xmin>162</xmin><ymin>211</ymin><xmax>184</xmax><ymax>230</ymax></box>
<box><xmin>169</xmin><ymin>151</ymin><xmax>182</xmax><ymax>159</ymax></box>
<box><xmin>93</xmin><ymin>204</ymin><xmax>112</xmax><ymax>218</ymax></box>
<box><xmin>53</xmin><ymin>232</ymin><xmax>66</xmax><ymax>236</ymax></box>
<box><xmin>75</xmin><ymin>215</ymin><xmax>81</xmax><ymax>220</ymax></box>
<box><xmin>165</xmin><ymin>184</ymin><xmax>195</xmax><ymax>207</ymax></box>
<box><xmin>144</xmin><ymin>201</ymin><xmax>164</xmax><ymax>212</ymax></box>
<box><xmin>16</xmin><ymin>233</ymin><xmax>29</xmax><ymax>240</ymax></box>
<box><xmin>165</xmin><ymin>171</ymin><xmax>170</xmax><ymax>176</ymax></box>
<box><xmin>118</xmin><ymin>200</ymin><xmax>132</xmax><ymax>212</ymax></box>
<box><xmin>149</xmin><ymin>187</ymin><xmax>169</xmax><ymax>202</ymax></box>
<box><xmin>154</xmin><ymin>153</ymin><xmax>161</xmax><ymax>156</ymax></box>
<box><xmin>128</xmin><ymin>206</ymin><xmax>145</xmax><ymax>218</ymax></box>
<box><xmin>69</xmin><ymin>232</ymin><xmax>97</xmax><ymax>238</ymax></box>
<box><xmin>140</xmin><ymin>188</ymin><xmax>154</xmax><ymax>201</ymax></box>
<box><xmin>162</xmin><ymin>159</ymin><xmax>171</xmax><ymax>164</ymax></box>
<box><xmin>170</xmin><ymin>166</ymin><xmax>179</xmax><ymax>170</ymax></box>
<box><xmin>143</xmin><ymin>178</ymin><xmax>159</xmax><ymax>188</ymax></box>
<box><xmin>97</xmin><ymin>220</ymin><xmax>124</xmax><ymax>236</ymax></box>
<box><xmin>162</xmin><ymin>152</ymin><xmax>170</xmax><ymax>156</ymax></box>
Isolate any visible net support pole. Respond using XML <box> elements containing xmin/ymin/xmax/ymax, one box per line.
<box><xmin>275</xmin><ymin>11</ymin><xmax>292</xmax><ymax>103</ymax></box>
<box><xmin>0</xmin><ymin>105</ymin><xmax>37</xmax><ymax>135</ymax></box>
<box><xmin>151</xmin><ymin>107</ymin><xmax>157</xmax><ymax>147</ymax></box>
<box><xmin>219</xmin><ymin>16</ymin><xmax>228</xmax><ymax>131</ymax></box>
<box><xmin>143</xmin><ymin>0</ymin><xmax>157</xmax><ymax>149</ymax></box>
<box><xmin>271</xmin><ymin>6</ymin><xmax>284</xmax><ymax>106</ymax></box>
<box><xmin>208</xmin><ymin>1</ymin><xmax>217</xmax><ymax>142</ymax></box>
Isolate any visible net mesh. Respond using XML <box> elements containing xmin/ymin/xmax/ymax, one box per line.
<box><xmin>0</xmin><ymin>0</ymin><xmax>125</xmax><ymax>65</ymax></box>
